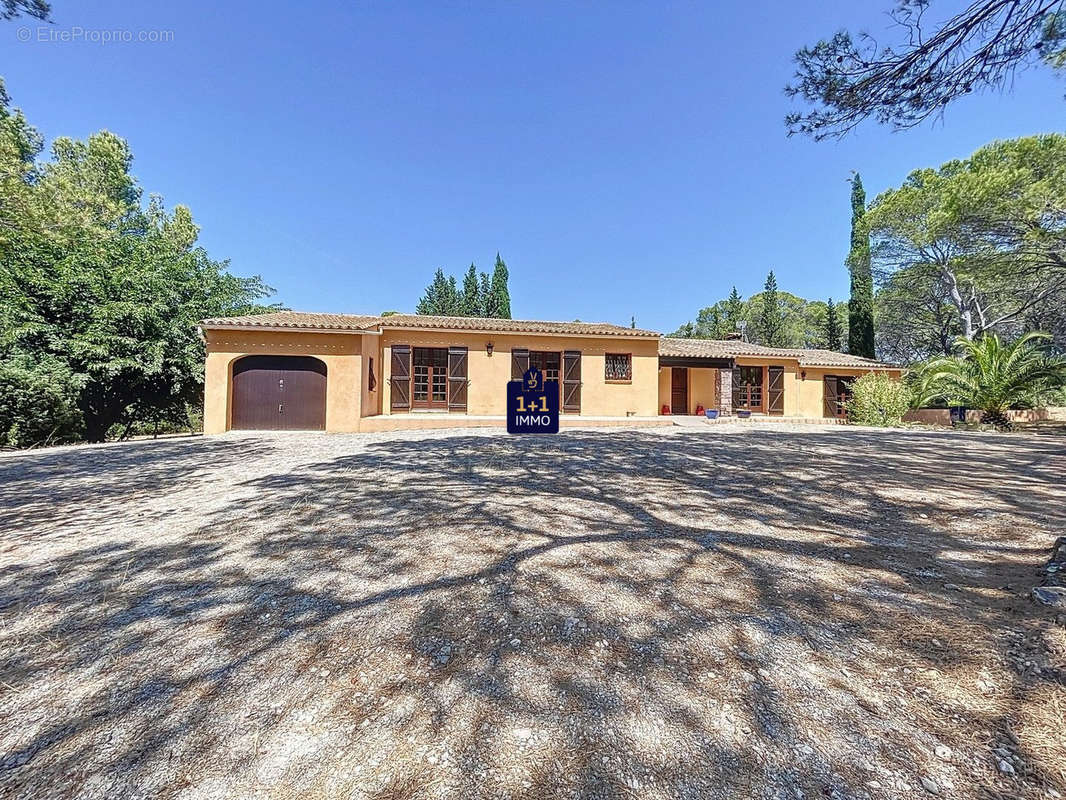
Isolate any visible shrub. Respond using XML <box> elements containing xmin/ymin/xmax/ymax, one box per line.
<box><xmin>845</xmin><ymin>372</ymin><xmax>911</xmax><ymax>427</ymax></box>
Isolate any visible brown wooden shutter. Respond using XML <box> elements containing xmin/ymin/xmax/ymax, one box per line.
<box><xmin>767</xmin><ymin>366</ymin><xmax>784</xmax><ymax>415</ymax></box>
<box><xmin>447</xmin><ymin>346</ymin><xmax>468</xmax><ymax>411</ymax></box>
<box><xmin>562</xmin><ymin>350</ymin><xmax>581</xmax><ymax>413</ymax></box>
<box><xmin>390</xmin><ymin>345</ymin><xmax>411</xmax><ymax>411</ymax></box>
<box><xmin>823</xmin><ymin>375</ymin><xmax>838</xmax><ymax>418</ymax></box>
<box><xmin>511</xmin><ymin>348</ymin><xmax>529</xmax><ymax>379</ymax></box>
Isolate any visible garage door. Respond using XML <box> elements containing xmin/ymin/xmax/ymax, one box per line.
<box><xmin>231</xmin><ymin>356</ymin><xmax>326</xmax><ymax>430</ymax></box>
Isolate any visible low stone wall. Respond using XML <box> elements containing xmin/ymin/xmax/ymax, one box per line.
<box><xmin>903</xmin><ymin>407</ymin><xmax>1066</xmax><ymax>426</ymax></box>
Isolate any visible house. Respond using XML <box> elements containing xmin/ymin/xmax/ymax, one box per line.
<box><xmin>198</xmin><ymin>312</ymin><xmax>900</xmax><ymax>433</ymax></box>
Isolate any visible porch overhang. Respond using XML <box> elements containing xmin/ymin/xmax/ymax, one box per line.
<box><xmin>658</xmin><ymin>356</ymin><xmax>735</xmax><ymax>369</ymax></box>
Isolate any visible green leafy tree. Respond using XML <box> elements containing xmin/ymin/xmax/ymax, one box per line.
<box><xmin>920</xmin><ymin>332</ymin><xmax>1066</xmax><ymax>428</ymax></box>
<box><xmin>670</xmin><ymin>302</ymin><xmax>727</xmax><ymax>339</ymax></box>
<box><xmin>786</xmin><ymin>1</ymin><xmax>1066</xmax><ymax>139</ymax></box>
<box><xmin>848</xmin><ymin>173</ymin><xmax>876</xmax><ymax>359</ymax></box>
<box><xmin>825</xmin><ymin>297</ymin><xmax>842</xmax><ymax>351</ymax></box>
<box><xmin>486</xmin><ymin>252</ymin><xmax>511</xmax><ymax>318</ymax></box>
<box><xmin>0</xmin><ymin>84</ymin><xmax>274</xmax><ymax>445</ymax></box>
<box><xmin>758</xmin><ymin>270</ymin><xmax>784</xmax><ymax>346</ymax></box>
<box><xmin>867</xmin><ymin>135</ymin><xmax>1066</xmax><ymax>359</ymax></box>
<box><xmin>671</xmin><ymin>321</ymin><xmax>696</xmax><ymax>338</ymax></box>
<box><xmin>459</xmin><ymin>262</ymin><xmax>482</xmax><ymax>316</ymax></box>
<box><xmin>845</xmin><ymin>373</ymin><xmax>912</xmax><ymax>427</ymax></box>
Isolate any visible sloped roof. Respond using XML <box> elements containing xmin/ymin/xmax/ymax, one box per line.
<box><xmin>658</xmin><ymin>337</ymin><xmax>897</xmax><ymax>369</ymax></box>
<box><xmin>200</xmin><ymin>311</ymin><xmax>659</xmax><ymax>338</ymax></box>
<box><xmin>200</xmin><ymin>311</ymin><xmax>382</xmax><ymax>331</ymax></box>
<box><xmin>377</xmin><ymin>314</ymin><xmax>659</xmax><ymax>337</ymax></box>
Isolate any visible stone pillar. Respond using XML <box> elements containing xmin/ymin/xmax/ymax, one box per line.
<box><xmin>718</xmin><ymin>368</ymin><xmax>732</xmax><ymax>416</ymax></box>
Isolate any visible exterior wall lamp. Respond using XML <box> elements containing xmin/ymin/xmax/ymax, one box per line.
<box><xmin>801</xmin><ymin>370</ymin><xmax>807</xmax><ymax>380</ymax></box>
<box><xmin>486</xmin><ymin>342</ymin><xmax>494</xmax><ymax>356</ymax></box>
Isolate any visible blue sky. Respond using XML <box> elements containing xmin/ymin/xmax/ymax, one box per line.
<box><xmin>4</xmin><ymin>0</ymin><xmax>1063</xmax><ymax>333</ymax></box>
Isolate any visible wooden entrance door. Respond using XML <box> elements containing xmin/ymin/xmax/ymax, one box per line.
<box><xmin>412</xmin><ymin>347</ymin><xmax>448</xmax><ymax>409</ymax></box>
<box><xmin>529</xmin><ymin>351</ymin><xmax>561</xmax><ymax>386</ymax></box>
<box><xmin>732</xmin><ymin>366</ymin><xmax>765</xmax><ymax>411</ymax></box>
<box><xmin>824</xmin><ymin>376</ymin><xmax>853</xmax><ymax>418</ymax></box>
<box><xmin>231</xmin><ymin>355</ymin><xmax>326</xmax><ymax>430</ymax></box>
<box><xmin>671</xmin><ymin>367</ymin><xmax>688</xmax><ymax>414</ymax></box>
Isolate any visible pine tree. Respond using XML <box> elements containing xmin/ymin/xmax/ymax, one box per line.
<box><xmin>459</xmin><ymin>263</ymin><xmax>481</xmax><ymax>316</ymax></box>
<box><xmin>759</xmin><ymin>270</ymin><xmax>784</xmax><ymax>346</ymax></box>
<box><xmin>487</xmin><ymin>252</ymin><xmax>511</xmax><ymax>319</ymax></box>
<box><xmin>847</xmin><ymin>173</ymin><xmax>876</xmax><ymax>358</ymax></box>
<box><xmin>825</xmin><ymin>297</ymin><xmax>842</xmax><ymax>350</ymax></box>
<box><xmin>724</xmin><ymin>286</ymin><xmax>744</xmax><ymax>334</ymax></box>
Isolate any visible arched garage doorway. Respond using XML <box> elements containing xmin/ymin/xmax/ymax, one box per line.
<box><xmin>231</xmin><ymin>356</ymin><xmax>326</xmax><ymax>430</ymax></box>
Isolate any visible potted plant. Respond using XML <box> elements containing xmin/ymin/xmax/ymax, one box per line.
<box><xmin>705</xmin><ymin>408</ymin><xmax>719</xmax><ymax>419</ymax></box>
<box><xmin>736</xmin><ymin>408</ymin><xmax>752</xmax><ymax>418</ymax></box>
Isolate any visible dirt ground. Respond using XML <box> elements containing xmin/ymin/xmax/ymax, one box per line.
<box><xmin>1</xmin><ymin>424</ymin><xmax>1064</xmax><ymax>800</ymax></box>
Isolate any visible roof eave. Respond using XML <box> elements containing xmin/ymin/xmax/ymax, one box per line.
<box><xmin>377</xmin><ymin>324</ymin><xmax>659</xmax><ymax>339</ymax></box>
<box><xmin>199</xmin><ymin>322</ymin><xmax>381</xmax><ymax>335</ymax></box>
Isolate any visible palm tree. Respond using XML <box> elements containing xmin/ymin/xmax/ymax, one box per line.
<box><xmin>922</xmin><ymin>332</ymin><xmax>1066</xmax><ymax>428</ymax></box>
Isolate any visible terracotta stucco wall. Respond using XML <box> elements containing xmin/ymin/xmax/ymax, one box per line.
<box><xmin>688</xmin><ymin>368</ymin><xmax>718</xmax><ymax>414</ymax></box>
<box><xmin>377</xmin><ymin>330</ymin><xmax>660</xmax><ymax>416</ymax></box>
<box><xmin>203</xmin><ymin>329</ymin><xmax>365</xmax><ymax>434</ymax></box>
<box><xmin>657</xmin><ymin>368</ymin><xmax>671</xmax><ymax>413</ymax></box>
<box><xmin>361</xmin><ymin>340</ymin><xmax>381</xmax><ymax>417</ymax></box>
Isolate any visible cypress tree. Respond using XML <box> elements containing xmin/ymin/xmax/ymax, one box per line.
<box><xmin>478</xmin><ymin>272</ymin><xmax>492</xmax><ymax>316</ymax></box>
<box><xmin>487</xmin><ymin>252</ymin><xmax>511</xmax><ymax>319</ymax></box>
<box><xmin>444</xmin><ymin>276</ymin><xmax>459</xmax><ymax>314</ymax></box>
<box><xmin>825</xmin><ymin>297</ymin><xmax>842</xmax><ymax>350</ymax></box>
<box><xmin>759</xmin><ymin>270</ymin><xmax>784</xmax><ymax>346</ymax></box>
<box><xmin>847</xmin><ymin>173</ymin><xmax>875</xmax><ymax>358</ymax></box>
<box><xmin>459</xmin><ymin>263</ymin><xmax>481</xmax><ymax>316</ymax></box>
<box><xmin>416</xmin><ymin>268</ymin><xmax>450</xmax><ymax>315</ymax></box>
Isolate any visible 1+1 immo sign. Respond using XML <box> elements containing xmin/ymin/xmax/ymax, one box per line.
<box><xmin>506</xmin><ymin>367</ymin><xmax>559</xmax><ymax>434</ymax></box>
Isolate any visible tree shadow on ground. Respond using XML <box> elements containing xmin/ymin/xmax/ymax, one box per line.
<box><xmin>0</xmin><ymin>428</ymin><xmax>1063</xmax><ymax>799</ymax></box>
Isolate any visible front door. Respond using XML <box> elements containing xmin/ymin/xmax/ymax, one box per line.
<box><xmin>824</xmin><ymin>376</ymin><xmax>853</xmax><ymax>418</ymax></box>
<box><xmin>732</xmin><ymin>366</ymin><xmax>764</xmax><ymax>411</ymax></box>
<box><xmin>671</xmin><ymin>367</ymin><xmax>688</xmax><ymax>414</ymax></box>
<box><xmin>412</xmin><ymin>347</ymin><xmax>448</xmax><ymax>409</ymax></box>
<box><xmin>529</xmin><ymin>351</ymin><xmax>561</xmax><ymax>386</ymax></box>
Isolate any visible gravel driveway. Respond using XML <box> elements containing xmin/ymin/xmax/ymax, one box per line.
<box><xmin>1</xmin><ymin>424</ymin><xmax>1064</xmax><ymax>800</ymax></box>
